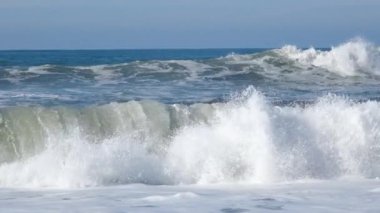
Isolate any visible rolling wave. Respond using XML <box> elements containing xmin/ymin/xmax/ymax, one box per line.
<box><xmin>1</xmin><ymin>38</ymin><xmax>380</xmax><ymax>85</ymax></box>
<box><xmin>277</xmin><ymin>38</ymin><xmax>380</xmax><ymax>76</ymax></box>
<box><xmin>1</xmin><ymin>87</ymin><xmax>380</xmax><ymax>188</ymax></box>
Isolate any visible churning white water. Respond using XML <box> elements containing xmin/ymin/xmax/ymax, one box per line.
<box><xmin>1</xmin><ymin>88</ymin><xmax>380</xmax><ymax>188</ymax></box>
<box><xmin>277</xmin><ymin>38</ymin><xmax>380</xmax><ymax>76</ymax></box>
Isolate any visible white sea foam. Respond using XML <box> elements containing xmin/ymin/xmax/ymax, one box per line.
<box><xmin>14</xmin><ymin>65</ymin><xmax>53</xmax><ymax>75</ymax></box>
<box><xmin>215</xmin><ymin>38</ymin><xmax>380</xmax><ymax>80</ymax></box>
<box><xmin>4</xmin><ymin>65</ymin><xmax>54</xmax><ymax>83</ymax></box>
<box><xmin>277</xmin><ymin>38</ymin><xmax>380</xmax><ymax>76</ymax></box>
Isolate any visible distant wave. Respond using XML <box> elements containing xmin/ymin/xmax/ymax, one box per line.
<box><xmin>222</xmin><ymin>38</ymin><xmax>380</xmax><ymax>78</ymax></box>
<box><xmin>2</xmin><ymin>38</ymin><xmax>380</xmax><ymax>86</ymax></box>
<box><xmin>1</xmin><ymin>87</ymin><xmax>380</xmax><ymax>188</ymax></box>
<box><xmin>276</xmin><ymin>38</ymin><xmax>380</xmax><ymax>76</ymax></box>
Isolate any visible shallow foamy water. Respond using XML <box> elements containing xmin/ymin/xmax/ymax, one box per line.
<box><xmin>2</xmin><ymin>180</ymin><xmax>380</xmax><ymax>212</ymax></box>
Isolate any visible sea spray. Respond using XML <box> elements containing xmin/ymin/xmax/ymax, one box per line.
<box><xmin>277</xmin><ymin>38</ymin><xmax>380</xmax><ymax>76</ymax></box>
<box><xmin>1</xmin><ymin>88</ymin><xmax>380</xmax><ymax>187</ymax></box>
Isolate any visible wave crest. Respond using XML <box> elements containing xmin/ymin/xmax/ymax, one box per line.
<box><xmin>277</xmin><ymin>38</ymin><xmax>380</xmax><ymax>76</ymax></box>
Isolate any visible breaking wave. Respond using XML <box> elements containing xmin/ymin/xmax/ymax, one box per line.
<box><xmin>1</xmin><ymin>87</ymin><xmax>380</xmax><ymax>188</ymax></box>
<box><xmin>277</xmin><ymin>38</ymin><xmax>380</xmax><ymax>76</ymax></box>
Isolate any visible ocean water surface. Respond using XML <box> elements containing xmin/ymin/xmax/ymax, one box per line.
<box><xmin>1</xmin><ymin>38</ymin><xmax>380</xmax><ymax>212</ymax></box>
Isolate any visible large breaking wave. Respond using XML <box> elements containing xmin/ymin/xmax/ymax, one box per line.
<box><xmin>1</xmin><ymin>87</ymin><xmax>380</xmax><ymax>188</ymax></box>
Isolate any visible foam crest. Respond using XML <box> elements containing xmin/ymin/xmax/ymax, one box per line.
<box><xmin>1</xmin><ymin>88</ymin><xmax>380</xmax><ymax>188</ymax></box>
<box><xmin>278</xmin><ymin>38</ymin><xmax>380</xmax><ymax>76</ymax></box>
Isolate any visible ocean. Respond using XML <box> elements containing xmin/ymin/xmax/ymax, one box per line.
<box><xmin>1</xmin><ymin>38</ymin><xmax>380</xmax><ymax>212</ymax></box>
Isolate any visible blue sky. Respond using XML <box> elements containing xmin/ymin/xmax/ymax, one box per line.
<box><xmin>0</xmin><ymin>0</ymin><xmax>379</xmax><ymax>49</ymax></box>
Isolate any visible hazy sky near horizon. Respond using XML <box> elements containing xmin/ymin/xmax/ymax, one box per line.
<box><xmin>0</xmin><ymin>0</ymin><xmax>379</xmax><ymax>49</ymax></box>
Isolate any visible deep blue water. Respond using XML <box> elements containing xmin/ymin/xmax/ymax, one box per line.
<box><xmin>0</xmin><ymin>49</ymin><xmax>264</xmax><ymax>67</ymax></box>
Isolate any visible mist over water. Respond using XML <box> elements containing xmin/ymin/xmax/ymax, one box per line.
<box><xmin>1</xmin><ymin>38</ymin><xmax>380</xmax><ymax>188</ymax></box>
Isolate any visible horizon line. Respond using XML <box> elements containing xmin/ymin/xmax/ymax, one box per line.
<box><xmin>0</xmin><ymin>46</ymin><xmax>332</xmax><ymax>51</ymax></box>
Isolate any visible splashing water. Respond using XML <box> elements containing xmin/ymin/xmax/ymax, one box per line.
<box><xmin>0</xmin><ymin>88</ymin><xmax>380</xmax><ymax>188</ymax></box>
